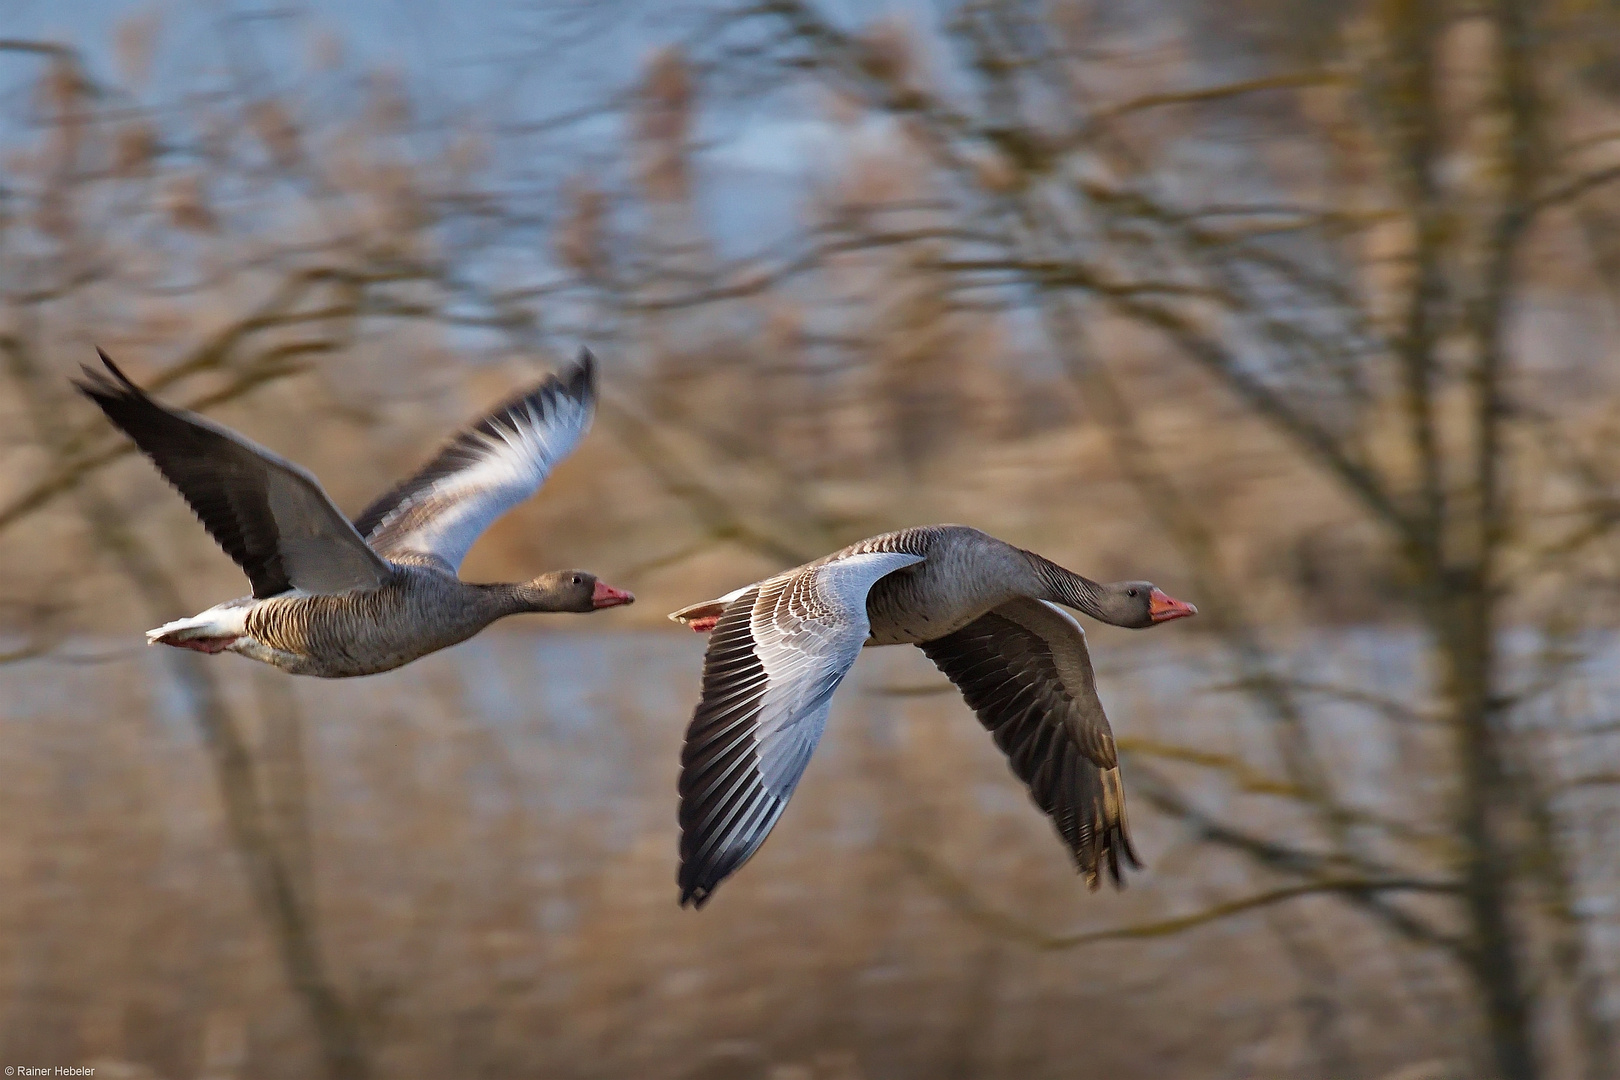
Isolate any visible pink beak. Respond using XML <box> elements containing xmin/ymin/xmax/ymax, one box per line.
<box><xmin>1147</xmin><ymin>588</ymin><xmax>1197</xmax><ymax>624</ymax></box>
<box><xmin>592</xmin><ymin>581</ymin><xmax>635</xmax><ymax>609</ymax></box>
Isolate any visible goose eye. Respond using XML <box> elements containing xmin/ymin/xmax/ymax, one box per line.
<box><xmin>1126</xmin><ymin>588</ymin><xmax>1138</xmax><ymax>598</ymax></box>
<box><xmin>572</xmin><ymin>575</ymin><xmax>582</xmax><ymax>585</ymax></box>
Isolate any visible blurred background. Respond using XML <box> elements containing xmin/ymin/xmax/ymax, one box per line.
<box><xmin>2</xmin><ymin>1</ymin><xmax>1620</xmax><ymax>1077</ymax></box>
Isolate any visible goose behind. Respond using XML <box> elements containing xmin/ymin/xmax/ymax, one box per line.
<box><xmin>76</xmin><ymin>348</ymin><xmax>633</xmax><ymax>678</ymax></box>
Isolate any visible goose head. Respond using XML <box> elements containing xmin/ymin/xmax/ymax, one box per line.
<box><xmin>518</xmin><ymin>571</ymin><xmax>636</xmax><ymax>613</ymax></box>
<box><xmin>1092</xmin><ymin>581</ymin><xmax>1197</xmax><ymax>628</ymax></box>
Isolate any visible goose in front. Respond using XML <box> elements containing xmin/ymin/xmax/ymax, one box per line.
<box><xmin>75</xmin><ymin>348</ymin><xmax>633</xmax><ymax>678</ymax></box>
<box><xmin>667</xmin><ymin>525</ymin><xmax>1196</xmax><ymax>907</ymax></box>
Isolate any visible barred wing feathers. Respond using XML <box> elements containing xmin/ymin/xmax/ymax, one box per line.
<box><xmin>74</xmin><ymin>351</ymin><xmax>389</xmax><ymax>598</ymax></box>
<box><xmin>677</xmin><ymin>551</ymin><xmax>926</xmax><ymax>906</ymax></box>
<box><xmin>356</xmin><ymin>350</ymin><xmax>596</xmax><ymax>569</ymax></box>
<box><xmin>919</xmin><ymin>598</ymin><xmax>1139</xmax><ymax>888</ymax></box>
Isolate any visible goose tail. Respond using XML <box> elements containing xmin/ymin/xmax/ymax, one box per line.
<box><xmin>146</xmin><ymin>605</ymin><xmax>249</xmax><ymax>653</ymax></box>
<box><xmin>668</xmin><ymin>586</ymin><xmax>753</xmax><ymax>633</ymax></box>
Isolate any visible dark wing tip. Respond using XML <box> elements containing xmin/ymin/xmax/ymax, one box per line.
<box><xmin>94</xmin><ymin>347</ymin><xmax>140</xmax><ymax>390</ymax></box>
<box><xmin>72</xmin><ymin>366</ymin><xmax>110</xmax><ymax>399</ymax></box>
<box><xmin>73</xmin><ymin>352</ymin><xmax>141</xmax><ymax>411</ymax></box>
<box><xmin>75</xmin><ymin>349</ymin><xmax>146</xmax><ymax>404</ymax></box>
<box><xmin>1092</xmin><ymin>806</ymin><xmax>1141</xmax><ymax>890</ymax></box>
<box><xmin>679</xmin><ymin>853</ymin><xmax>735</xmax><ymax>908</ymax></box>
<box><xmin>565</xmin><ymin>347</ymin><xmax>597</xmax><ymax>405</ymax></box>
<box><xmin>1120</xmin><ymin>828</ymin><xmax>1143</xmax><ymax>870</ymax></box>
<box><xmin>676</xmin><ymin>798</ymin><xmax>737</xmax><ymax>909</ymax></box>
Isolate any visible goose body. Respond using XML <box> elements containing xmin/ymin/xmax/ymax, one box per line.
<box><xmin>668</xmin><ymin>525</ymin><xmax>1196</xmax><ymax>907</ymax></box>
<box><xmin>77</xmin><ymin>349</ymin><xmax>632</xmax><ymax>678</ymax></box>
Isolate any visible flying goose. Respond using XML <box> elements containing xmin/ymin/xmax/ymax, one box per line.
<box><xmin>667</xmin><ymin>524</ymin><xmax>1196</xmax><ymax>907</ymax></box>
<box><xmin>75</xmin><ymin>348</ymin><xmax>633</xmax><ymax>678</ymax></box>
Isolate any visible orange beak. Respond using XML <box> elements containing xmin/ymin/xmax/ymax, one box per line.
<box><xmin>1148</xmin><ymin>588</ymin><xmax>1197</xmax><ymax>624</ymax></box>
<box><xmin>592</xmin><ymin>581</ymin><xmax>635</xmax><ymax>609</ymax></box>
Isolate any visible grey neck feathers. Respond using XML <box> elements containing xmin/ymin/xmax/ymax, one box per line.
<box><xmin>482</xmin><ymin>582</ymin><xmax>551</xmax><ymax>616</ymax></box>
<box><xmin>1026</xmin><ymin>553</ymin><xmax>1108</xmax><ymax>619</ymax></box>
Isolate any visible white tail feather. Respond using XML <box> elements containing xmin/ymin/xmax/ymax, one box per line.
<box><xmin>668</xmin><ymin>585</ymin><xmax>752</xmax><ymax>625</ymax></box>
<box><xmin>146</xmin><ymin>604</ymin><xmax>249</xmax><ymax>645</ymax></box>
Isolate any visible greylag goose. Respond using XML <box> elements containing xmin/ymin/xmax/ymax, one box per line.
<box><xmin>75</xmin><ymin>348</ymin><xmax>633</xmax><ymax>678</ymax></box>
<box><xmin>668</xmin><ymin>524</ymin><xmax>1195</xmax><ymax>907</ymax></box>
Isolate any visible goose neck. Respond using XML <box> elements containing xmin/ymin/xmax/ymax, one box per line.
<box><xmin>1028</xmin><ymin>555</ymin><xmax>1108</xmax><ymax>620</ymax></box>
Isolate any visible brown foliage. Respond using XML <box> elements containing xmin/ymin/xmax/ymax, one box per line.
<box><xmin>636</xmin><ymin>47</ymin><xmax>695</xmax><ymax>202</ymax></box>
<box><xmin>5</xmin><ymin>5</ymin><xmax>1620</xmax><ymax>1079</ymax></box>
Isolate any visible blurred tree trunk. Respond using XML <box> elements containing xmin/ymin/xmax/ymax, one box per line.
<box><xmin>0</xmin><ymin>340</ymin><xmax>370</xmax><ymax>1080</ymax></box>
<box><xmin>255</xmin><ymin>669</ymin><xmax>317</xmax><ymax>906</ymax></box>
<box><xmin>1437</xmin><ymin>2</ymin><xmax>1539</xmax><ymax>1075</ymax></box>
<box><xmin>87</xmin><ymin>503</ymin><xmax>372</xmax><ymax>1080</ymax></box>
<box><xmin>1441</xmin><ymin>586</ymin><xmax>1534</xmax><ymax>1080</ymax></box>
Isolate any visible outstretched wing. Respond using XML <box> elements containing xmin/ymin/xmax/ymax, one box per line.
<box><xmin>919</xmin><ymin>598</ymin><xmax>1139</xmax><ymax>888</ymax></box>
<box><xmin>355</xmin><ymin>350</ymin><xmax>596</xmax><ymax>569</ymax></box>
<box><xmin>75</xmin><ymin>351</ymin><xmax>391</xmax><ymax>599</ymax></box>
<box><xmin>677</xmin><ymin>551</ymin><xmax>926</xmax><ymax>907</ymax></box>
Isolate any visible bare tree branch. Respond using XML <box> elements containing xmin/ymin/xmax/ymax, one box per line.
<box><xmin>897</xmin><ymin>845</ymin><xmax>1457</xmax><ymax>953</ymax></box>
